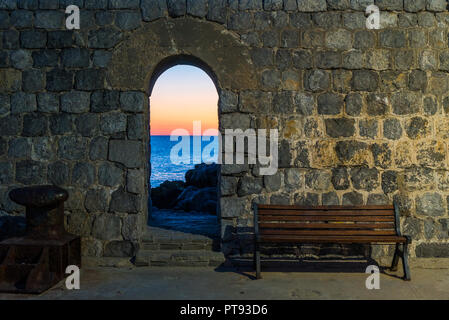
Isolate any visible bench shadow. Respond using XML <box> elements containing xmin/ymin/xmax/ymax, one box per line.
<box><xmin>214</xmin><ymin>257</ymin><xmax>403</xmax><ymax>281</ymax></box>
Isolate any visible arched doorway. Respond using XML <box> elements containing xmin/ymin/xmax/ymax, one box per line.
<box><xmin>107</xmin><ymin>17</ymin><xmax>258</xmax><ymax>258</ymax></box>
<box><xmin>148</xmin><ymin>58</ymin><xmax>220</xmax><ymax>239</ymax></box>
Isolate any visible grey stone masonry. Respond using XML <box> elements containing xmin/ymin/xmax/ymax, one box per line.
<box><xmin>1</xmin><ymin>0</ymin><xmax>449</xmax><ymax>262</ymax></box>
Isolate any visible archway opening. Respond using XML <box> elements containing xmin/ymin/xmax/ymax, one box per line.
<box><xmin>148</xmin><ymin>64</ymin><xmax>220</xmax><ymax>239</ymax></box>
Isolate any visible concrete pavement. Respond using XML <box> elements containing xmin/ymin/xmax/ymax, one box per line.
<box><xmin>1</xmin><ymin>259</ymin><xmax>449</xmax><ymax>300</ymax></box>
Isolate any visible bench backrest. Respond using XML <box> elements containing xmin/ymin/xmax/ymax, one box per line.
<box><xmin>254</xmin><ymin>204</ymin><xmax>401</xmax><ymax>238</ymax></box>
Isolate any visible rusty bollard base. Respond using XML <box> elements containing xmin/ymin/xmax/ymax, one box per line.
<box><xmin>0</xmin><ymin>185</ymin><xmax>81</xmax><ymax>294</ymax></box>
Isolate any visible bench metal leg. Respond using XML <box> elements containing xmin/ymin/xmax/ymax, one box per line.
<box><xmin>402</xmin><ymin>242</ymin><xmax>411</xmax><ymax>281</ymax></box>
<box><xmin>390</xmin><ymin>243</ymin><xmax>400</xmax><ymax>271</ymax></box>
<box><xmin>255</xmin><ymin>243</ymin><xmax>261</xmax><ymax>279</ymax></box>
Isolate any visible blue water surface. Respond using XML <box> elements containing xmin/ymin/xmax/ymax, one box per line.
<box><xmin>150</xmin><ymin>135</ymin><xmax>218</xmax><ymax>187</ymax></box>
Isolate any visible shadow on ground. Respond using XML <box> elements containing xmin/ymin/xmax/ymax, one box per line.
<box><xmin>216</xmin><ymin>257</ymin><xmax>406</xmax><ymax>281</ymax></box>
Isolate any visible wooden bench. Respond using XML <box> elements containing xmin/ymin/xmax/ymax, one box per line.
<box><xmin>253</xmin><ymin>203</ymin><xmax>411</xmax><ymax>280</ymax></box>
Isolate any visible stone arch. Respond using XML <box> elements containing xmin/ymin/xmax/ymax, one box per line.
<box><xmin>148</xmin><ymin>54</ymin><xmax>219</xmax><ymax>96</ymax></box>
<box><xmin>147</xmin><ymin>55</ymin><xmax>221</xmax><ymax>222</ymax></box>
<box><xmin>105</xmin><ymin>17</ymin><xmax>257</xmax><ymax>242</ymax></box>
<box><xmin>107</xmin><ymin>17</ymin><xmax>257</xmax><ymax>93</ymax></box>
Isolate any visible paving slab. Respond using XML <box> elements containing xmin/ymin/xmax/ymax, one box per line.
<box><xmin>0</xmin><ymin>262</ymin><xmax>448</xmax><ymax>300</ymax></box>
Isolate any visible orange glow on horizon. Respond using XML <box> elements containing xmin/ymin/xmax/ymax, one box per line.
<box><xmin>150</xmin><ymin>65</ymin><xmax>218</xmax><ymax>136</ymax></box>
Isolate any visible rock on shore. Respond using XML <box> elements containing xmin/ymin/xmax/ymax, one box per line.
<box><xmin>151</xmin><ymin>163</ymin><xmax>218</xmax><ymax>214</ymax></box>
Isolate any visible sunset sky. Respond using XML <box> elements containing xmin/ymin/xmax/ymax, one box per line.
<box><xmin>150</xmin><ymin>65</ymin><xmax>219</xmax><ymax>136</ymax></box>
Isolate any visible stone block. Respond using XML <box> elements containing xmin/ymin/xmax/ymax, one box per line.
<box><xmin>0</xmin><ymin>162</ymin><xmax>13</xmax><ymax>184</ymax></box>
<box><xmin>10</xmin><ymin>49</ymin><xmax>32</xmax><ymax>70</ymax></box>
<box><xmin>8</xmin><ymin>138</ymin><xmax>31</xmax><ymax>158</ymax></box>
<box><xmin>2</xmin><ymin>30</ymin><xmax>20</xmax><ymax>49</ymax></box>
<box><xmin>416</xmin><ymin>243</ymin><xmax>449</xmax><ymax>257</ymax></box>
<box><xmin>93</xmin><ymin>50</ymin><xmax>112</xmax><ymax>68</ymax></box>
<box><xmin>11</xmin><ymin>92</ymin><xmax>36</xmax><ymax>114</ymax></box>
<box><xmin>49</xmin><ymin>113</ymin><xmax>73</xmax><ymax>135</ymax></box>
<box><xmin>345</xmin><ymin>93</ymin><xmax>362</xmax><ymax>116</ymax></box>
<box><xmin>48</xmin><ymin>30</ymin><xmax>73</xmax><ymax>48</ymax></box>
<box><xmin>72</xmin><ymin>162</ymin><xmax>95</xmax><ymax>188</ymax></box>
<box><xmin>127</xmin><ymin>169</ymin><xmax>143</xmax><ymax>194</ymax></box>
<box><xmin>91</xmin><ymin>90</ymin><xmax>120</xmax><ymax>113</ymax></box>
<box><xmin>98</xmin><ymin>162</ymin><xmax>124</xmax><ymax>187</ymax></box>
<box><xmin>88</xmin><ymin>28</ymin><xmax>122</xmax><ymax>49</ymax></box>
<box><xmin>35</xmin><ymin>10</ymin><xmax>64</xmax><ymax>29</ymax></box>
<box><xmin>0</xmin><ymin>115</ymin><xmax>21</xmax><ymax>136</ymax></box>
<box><xmin>58</xmin><ymin>136</ymin><xmax>87</xmax><ymax>160</ymax></box>
<box><xmin>220</xmin><ymin>176</ymin><xmax>238</xmax><ymax>196</ymax></box>
<box><xmin>350</xmin><ymin>167</ymin><xmax>379</xmax><ymax>191</ymax></box>
<box><xmin>0</xmin><ymin>94</ymin><xmax>9</xmax><ymax>115</ymax></box>
<box><xmin>5</xmin><ymin>10</ymin><xmax>27</xmax><ymax>29</ymax></box>
<box><xmin>220</xmin><ymin>197</ymin><xmax>248</xmax><ymax>218</ymax></box>
<box><xmin>108</xmin><ymin>140</ymin><xmax>143</xmax><ymax>168</ymax></box>
<box><xmin>325</xmin><ymin>29</ymin><xmax>352</xmax><ymax>50</ymax></box>
<box><xmin>61</xmin><ymin>48</ymin><xmax>90</xmax><ymax>68</ymax></box>
<box><xmin>141</xmin><ymin>0</ymin><xmax>167</xmax><ymax>21</ymax></box>
<box><xmin>187</xmin><ymin>0</ymin><xmax>207</xmax><ymax>17</ymax></box>
<box><xmin>75</xmin><ymin>69</ymin><xmax>105</xmax><ymax>90</ymax></box>
<box><xmin>109</xmin><ymin>0</ymin><xmax>139</xmax><ymax>9</ymax></box>
<box><xmin>115</xmin><ymin>11</ymin><xmax>141</xmax><ymax>31</ymax></box>
<box><xmin>416</xmin><ymin>193</ymin><xmax>445</xmax><ymax>216</ymax></box>
<box><xmin>100</xmin><ymin>113</ymin><xmax>127</xmax><ymax>135</ymax></box>
<box><xmin>22</xmin><ymin>113</ymin><xmax>47</xmax><ymax>136</ymax></box>
<box><xmin>305</xmin><ymin>69</ymin><xmax>330</xmax><ymax>92</ymax></box>
<box><xmin>37</xmin><ymin>92</ymin><xmax>59</xmax><ymax>113</ymax></box>
<box><xmin>15</xmin><ymin>160</ymin><xmax>45</xmax><ymax>185</ymax></box>
<box><xmin>46</xmin><ymin>69</ymin><xmax>73</xmax><ymax>91</ymax></box>
<box><xmin>31</xmin><ymin>136</ymin><xmax>53</xmax><ymax>160</ymax></box>
<box><xmin>47</xmin><ymin>161</ymin><xmax>70</xmax><ymax>185</ymax></box>
<box><xmin>352</xmin><ymin>70</ymin><xmax>378</xmax><ymax>91</ymax></box>
<box><xmin>22</xmin><ymin>70</ymin><xmax>45</xmax><ymax>92</ymax></box>
<box><xmin>20</xmin><ymin>30</ymin><xmax>46</xmax><ymax>48</ymax></box>
<box><xmin>207</xmin><ymin>0</ymin><xmax>227</xmax><ymax>24</ymax></box>
<box><xmin>297</xmin><ymin>0</ymin><xmax>327</xmax><ymax>11</ymax></box>
<box><xmin>219</xmin><ymin>90</ymin><xmax>238</xmax><ymax>113</ymax></box>
<box><xmin>317</xmin><ymin>93</ymin><xmax>343</xmax><ymax>115</ymax></box>
<box><xmin>263</xmin><ymin>172</ymin><xmax>282</xmax><ymax>192</ymax></box>
<box><xmin>109</xmin><ymin>188</ymin><xmax>140</xmax><ymax>213</ymax></box>
<box><xmin>127</xmin><ymin>114</ymin><xmax>143</xmax><ymax>140</ymax></box>
<box><xmin>75</xmin><ymin>113</ymin><xmax>99</xmax><ymax>137</ymax></box>
<box><xmin>120</xmin><ymin>91</ymin><xmax>145</xmax><ymax>112</ymax></box>
<box><xmin>325</xmin><ymin>118</ymin><xmax>355</xmax><ymax>137</ymax></box>
<box><xmin>92</xmin><ymin>214</ymin><xmax>121</xmax><ymax>240</ymax></box>
<box><xmin>89</xmin><ymin>136</ymin><xmax>108</xmax><ymax>161</ymax></box>
<box><xmin>61</xmin><ymin>91</ymin><xmax>90</xmax><ymax>113</ymax></box>
<box><xmin>237</xmin><ymin>176</ymin><xmax>263</xmax><ymax>196</ymax></box>
<box><xmin>342</xmin><ymin>191</ymin><xmax>363</xmax><ymax>205</ymax></box>
<box><xmin>331</xmin><ymin>167</ymin><xmax>350</xmax><ymax>190</ymax></box>
<box><xmin>405</xmin><ymin>116</ymin><xmax>429</xmax><ymax>139</ymax></box>
<box><xmin>33</xmin><ymin>49</ymin><xmax>59</xmax><ymax>67</ymax></box>
<box><xmin>85</xmin><ymin>188</ymin><xmax>109</xmax><ymax>213</ymax></box>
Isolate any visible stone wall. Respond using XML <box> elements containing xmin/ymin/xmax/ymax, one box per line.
<box><xmin>1</xmin><ymin>0</ymin><xmax>449</xmax><ymax>261</ymax></box>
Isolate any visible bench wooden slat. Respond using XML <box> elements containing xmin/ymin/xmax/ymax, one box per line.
<box><xmin>258</xmin><ymin>215</ymin><xmax>395</xmax><ymax>222</ymax></box>
<box><xmin>259</xmin><ymin>235</ymin><xmax>407</xmax><ymax>243</ymax></box>
<box><xmin>258</xmin><ymin>209</ymin><xmax>393</xmax><ymax>216</ymax></box>
<box><xmin>253</xmin><ymin>203</ymin><xmax>411</xmax><ymax>280</ymax></box>
<box><xmin>260</xmin><ymin>229</ymin><xmax>397</xmax><ymax>236</ymax></box>
<box><xmin>258</xmin><ymin>222</ymin><xmax>395</xmax><ymax>230</ymax></box>
<box><xmin>257</xmin><ymin>204</ymin><xmax>394</xmax><ymax>210</ymax></box>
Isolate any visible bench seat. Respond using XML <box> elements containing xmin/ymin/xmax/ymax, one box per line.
<box><xmin>253</xmin><ymin>204</ymin><xmax>411</xmax><ymax>280</ymax></box>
